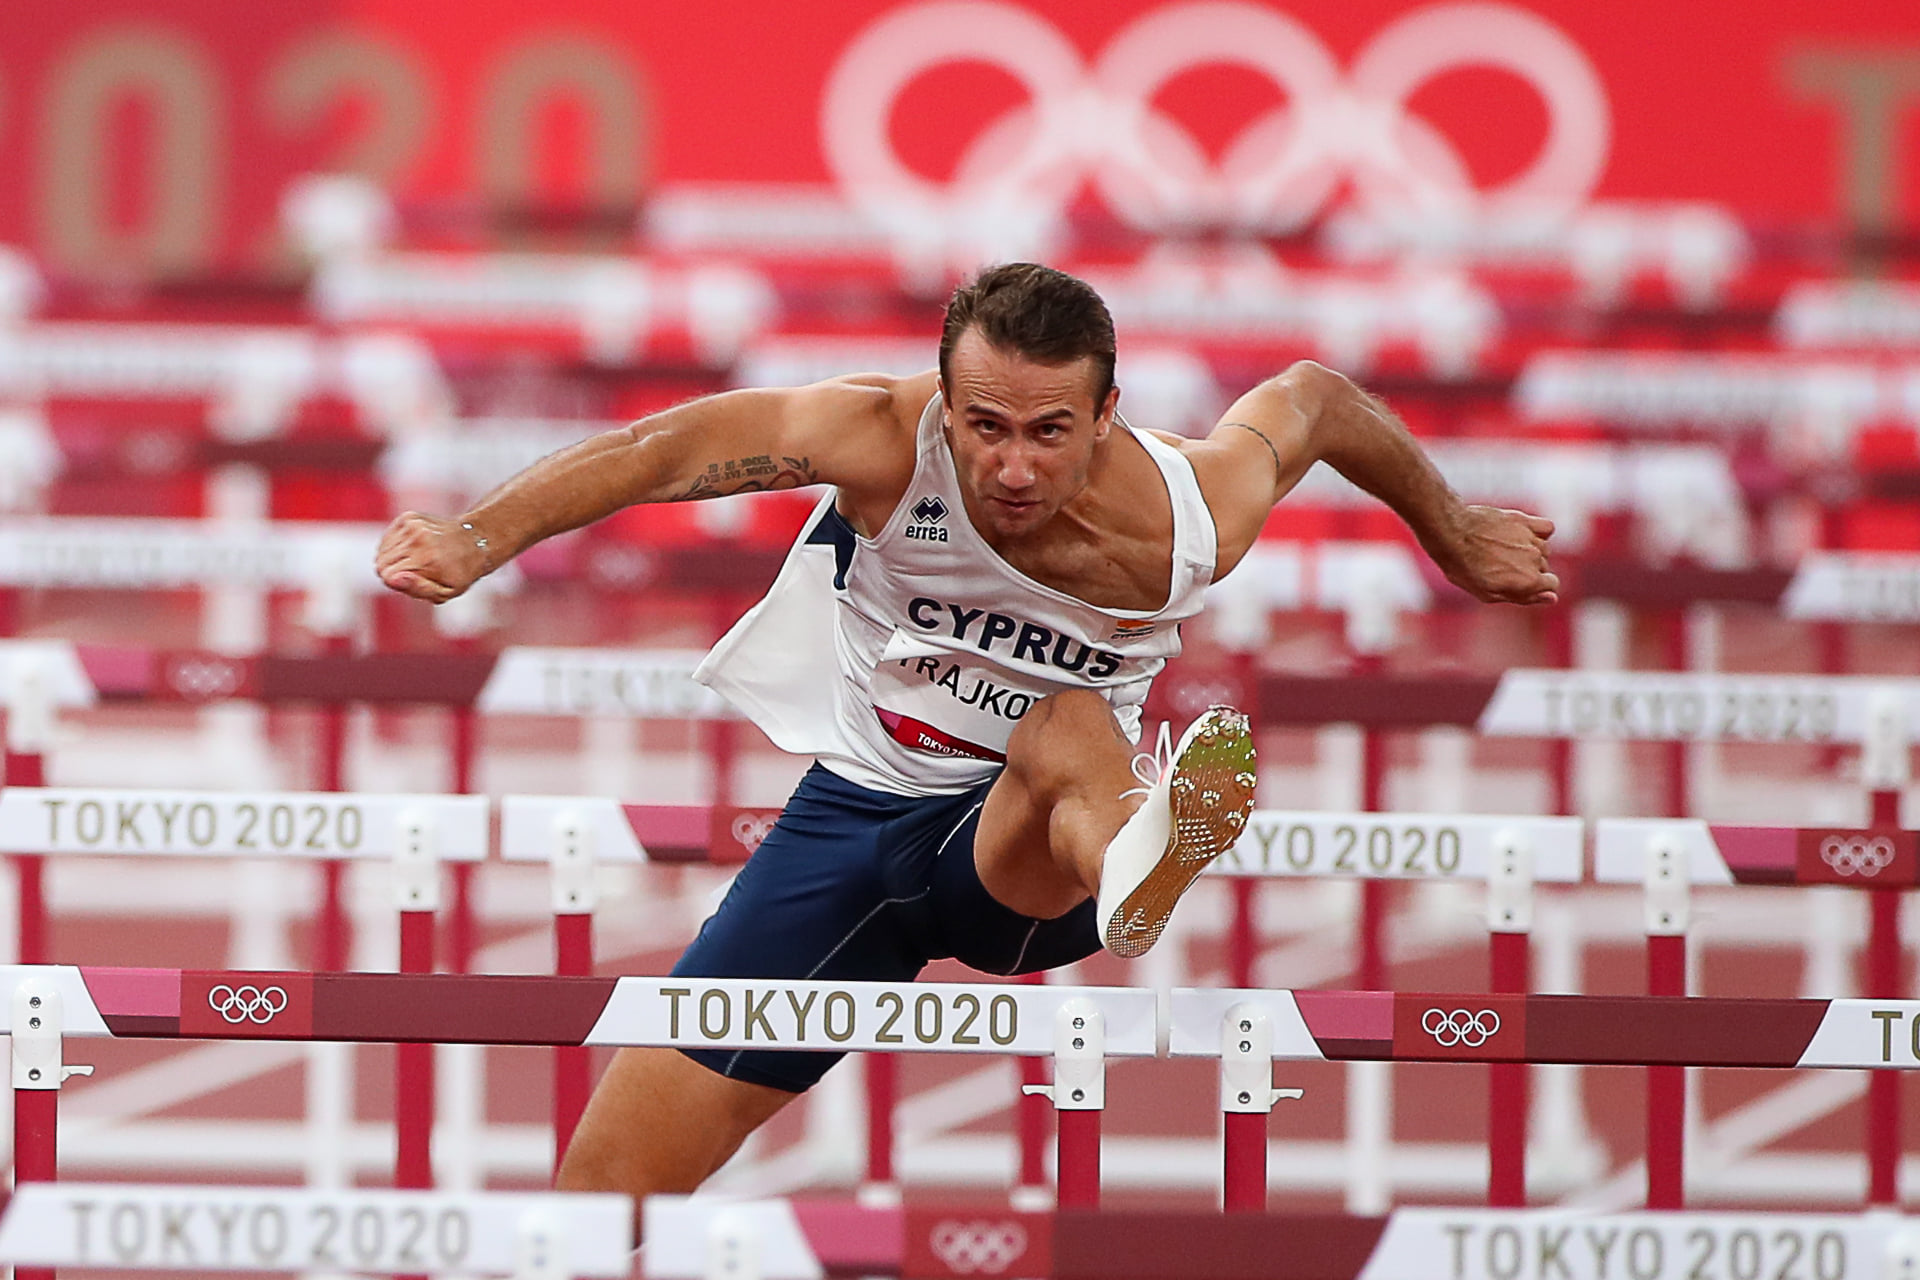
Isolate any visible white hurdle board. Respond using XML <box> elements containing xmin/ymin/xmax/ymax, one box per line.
<box><xmin>581</xmin><ymin>977</ymin><xmax>1157</xmax><ymax>1057</ymax></box>
<box><xmin>1592</xmin><ymin>819</ymin><xmax>1738</xmax><ymax>885</ymax></box>
<box><xmin>475</xmin><ymin>647</ymin><xmax>734</xmax><ymax>718</ymax></box>
<box><xmin>1784</xmin><ymin>551</ymin><xmax>1920</xmax><ymax>624</ymax></box>
<box><xmin>0</xmin><ymin>1184</ymin><xmax>632</xmax><ymax>1276</ymax></box>
<box><xmin>640</xmin><ymin>1200</ymin><xmax>1920</xmax><ymax>1280</ymax></box>
<box><xmin>499</xmin><ymin>796</ymin><xmax>648</xmax><ymax>862</ymax></box>
<box><xmin>0</xmin><ymin>789</ymin><xmax>489</xmax><ymax>860</ymax></box>
<box><xmin>1210</xmin><ymin>811</ymin><xmax>1583</xmax><ymax>881</ymax></box>
<box><xmin>0</xmin><ymin>639</ymin><xmax>101</xmax><ymax>710</ymax></box>
<box><xmin>1361</xmin><ymin>1208</ymin><xmax>1912</xmax><ymax>1280</ymax></box>
<box><xmin>0</xmin><ymin>518</ymin><xmax>389</xmax><ymax>591</ymax></box>
<box><xmin>1478</xmin><ymin>670</ymin><xmax>1920</xmax><ymax>743</ymax></box>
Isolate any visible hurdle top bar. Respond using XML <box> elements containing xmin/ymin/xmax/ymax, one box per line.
<box><xmin>11</xmin><ymin>967</ymin><xmax>1920</xmax><ymax>1069</ymax></box>
<box><xmin>0</xmin><ymin>638</ymin><xmax>732</xmax><ymax>714</ymax></box>
<box><xmin>0</xmin><ymin>1184</ymin><xmax>632</xmax><ymax>1277</ymax></box>
<box><xmin>0</xmin><ymin>519</ymin><xmax>391</xmax><ymax>593</ymax></box>
<box><xmin>1</xmin><ymin>967</ymin><xmax>1160</xmax><ymax>1057</ymax></box>
<box><xmin>499</xmin><ymin>801</ymin><xmax>1586</xmax><ymax>880</ymax></box>
<box><xmin>498</xmin><ymin>795</ymin><xmax>768</xmax><ymax>864</ymax></box>
<box><xmin>1209</xmin><ymin>811</ymin><xmax>1583</xmax><ymax>882</ymax></box>
<box><xmin>1478</xmin><ymin>670</ymin><xmax>1920</xmax><ymax>742</ymax></box>
<box><xmin>0</xmin><ymin>789</ymin><xmax>488</xmax><ymax>861</ymax></box>
<box><xmin>642</xmin><ymin>1198</ymin><xmax>1920</xmax><ymax>1280</ymax></box>
<box><xmin>1783</xmin><ymin>551</ymin><xmax>1920</xmax><ymax>624</ymax></box>
<box><xmin>1167</xmin><ymin>988</ymin><xmax>1920</xmax><ymax>1070</ymax></box>
<box><xmin>1594</xmin><ymin>819</ymin><xmax>1919</xmax><ymax>888</ymax></box>
<box><xmin>11</xmin><ymin>638</ymin><xmax>1920</xmax><ymax>735</ymax></box>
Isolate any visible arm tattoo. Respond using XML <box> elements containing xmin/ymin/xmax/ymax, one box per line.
<box><xmin>670</xmin><ymin>455</ymin><xmax>817</xmax><ymax>501</ymax></box>
<box><xmin>1223</xmin><ymin>422</ymin><xmax>1283</xmax><ymax>482</ymax></box>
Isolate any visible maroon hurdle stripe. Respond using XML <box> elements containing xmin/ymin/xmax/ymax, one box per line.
<box><xmin>1708</xmin><ymin>824</ymin><xmax>1920</xmax><ymax>887</ymax></box>
<box><xmin>81</xmin><ymin>968</ymin><xmax>620</xmax><ymax>1045</ymax></box>
<box><xmin>1052</xmin><ymin>1212</ymin><xmax>1388</xmax><ymax>1280</ymax></box>
<box><xmin>72</xmin><ymin>645</ymin><xmax>502</xmax><ymax>707</ymax></box>
<box><xmin>1290</xmin><ymin>992</ymin><xmax>1833</xmax><ymax>1067</ymax></box>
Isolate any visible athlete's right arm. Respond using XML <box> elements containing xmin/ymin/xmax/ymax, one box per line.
<box><xmin>375</xmin><ymin>374</ymin><xmax>929</xmax><ymax>602</ymax></box>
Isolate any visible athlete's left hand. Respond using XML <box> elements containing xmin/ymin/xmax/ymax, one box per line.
<box><xmin>1430</xmin><ymin>505</ymin><xmax>1558</xmax><ymax>606</ymax></box>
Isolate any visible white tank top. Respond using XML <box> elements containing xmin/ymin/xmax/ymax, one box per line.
<box><xmin>695</xmin><ymin>394</ymin><xmax>1217</xmax><ymax>796</ymax></box>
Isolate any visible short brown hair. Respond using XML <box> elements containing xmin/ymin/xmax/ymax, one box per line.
<box><xmin>939</xmin><ymin>263</ymin><xmax>1116</xmax><ymax>406</ymax></box>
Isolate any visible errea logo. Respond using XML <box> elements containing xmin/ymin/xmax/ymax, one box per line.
<box><xmin>907</xmin><ymin>495</ymin><xmax>949</xmax><ymax>542</ymax></box>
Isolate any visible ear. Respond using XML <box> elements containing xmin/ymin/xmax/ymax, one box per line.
<box><xmin>1093</xmin><ymin>385</ymin><xmax>1120</xmax><ymax>439</ymax></box>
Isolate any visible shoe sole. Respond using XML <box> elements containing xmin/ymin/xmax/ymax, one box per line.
<box><xmin>1103</xmin><ymin>707</ymin><xmax>1256</xmax><ymax>958</ymax></box>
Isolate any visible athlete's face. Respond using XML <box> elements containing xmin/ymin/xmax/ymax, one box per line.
<box><xmin>940</xmin><ymin>328</ymin><xmax>1119</xmax><ymax>542</ymax></box>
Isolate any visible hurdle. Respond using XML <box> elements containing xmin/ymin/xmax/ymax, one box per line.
<box><xmin>643</xmin><ymin>1197</ymin><xmax>1920</xmax><ymax>1280</ymax></box>
<box><xmin>1167</xmin><ymin>984</ymin><xmax>1920</xmax><ymax>1214</ymax></box>
<box><xmin>0</xmin><ymin>1183</ymin><xmax>632</xmax><ymax>1278</ymax></box>
<box><xmin>0</xmin><ymin>637</ymin><xmax>721</xmax><ymax>977</ymax></box>
<box><xmin>0</xmin><ymin>512</ymin><xmax>503</xmax><ymax>983</ymax></box>
<box><xmin>1596</xmin><ymin>808</ymin><xmax>1916</xmax><ymax>1206</ymax></box>
<box><xmin>1230</xmin><ymin>665</ymin><xmax>1920</xmax><ymax>1209</ymax></box>
<box><xmin>0</xmin><ymin>786</ymin><xmax>488</xmax><ymax>1202</ymax></box>
<box><xmin>1207</xmin><ymin>809</ymin><xmax>1584</xmax><ymax>1209</ymax></box>
<box><xmin>4</xmin><ymin>966</ymin><xmax>1158</xmax><ymax>1215</ymax></box>
<box><xmin>16</xmin><ymin>967</ymin><xmax>1920</xmax><ymax>1211</ymax></box>
<box><xmin>497</xmin><ymin>793</ymin><xmax>788</xmax><ymax>1176</ymax></box>
<box><xmin>1487</xmin><ymin>672</ymin><xmax>1918</xmax><ymax>1210</ymax></box>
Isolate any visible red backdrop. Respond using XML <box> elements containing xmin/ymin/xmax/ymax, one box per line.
<box><xmin>1</xmin><ymin>0</ymin><xmax>1917</xmax><ymax>277</ymax></box>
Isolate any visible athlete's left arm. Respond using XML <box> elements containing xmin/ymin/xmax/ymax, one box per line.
<box><xmin>1176</xmin><ymin>360</ymin><xmax>1559</xmax><ymax>605</ymax></box>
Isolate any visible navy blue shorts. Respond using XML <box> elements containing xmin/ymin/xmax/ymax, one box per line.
<box><xmin>670</xmin><ymin>763</ymin><xmax>1100</xmax><ymax>1092</ymax></box>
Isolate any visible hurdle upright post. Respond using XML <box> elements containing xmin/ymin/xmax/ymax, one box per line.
<box><xmin>1486</xmin><ymin>828</ymin><xmax>1535</xmax><ymax>1207</ymax></box>
<box><xmin>1022</xmin><ymin>996</ymin><xmax>1106</xmax><ymax>1209</ymax></box>
<box><xmin>1660</xmin><ymin>608</ymin><xmax>1694</xmax><ymax>819</ymax></box>
<box><xmin>393</xmin><ymin>807</ymin><xmax>441</xmax><ymax>1194</ymax></box>
<box><xmin>449</xmin><ymin>681</ymin><xmax>480</xmax><ymax>976</ymax></box>
<box><xmin>5</xmin><ymin>652</ymin><xmax>54</xmax><ymax>965</ymax></box>
<box><xmin>1349</xmin><ymin>633</ymin><xmax>1393</xmax><ymax>1216</ymax></box>
<box><xmin>549</xmin><ymin>809</ymin><xmax>598</xmax><ymax>1176</ymax></box>
<box><xmin>1544</xmin><ymin>603</ymin><xmax>1576</xmax><ymax>818</ymax></box>
<box><xmin>1862</xmin><ymin>687</ymin><xmax>1909</xmax><ymax>1207</ymax></box>
<box><xmin>11</xmin><ymin>973</ymin><xmax>93</xmax><ymax>1280</ymax></box>
<box><xmin>1644</xmin><ymin>830</ymin><xmax>1690</xmax><ymax>1208</ymax></box>
<box><xmin>1225</xmin><ymin>647</ymin><xmax>1263</xmax><ymax>990</ymax></box>
<box><xmin>1354</xmin><ymin>647</ymin><xmax>1390</xmax><ymax>992</ymax></box>
<box><xmin>433</xmin><ymin>599</ymin><xmax>494</xmax><ymax>980</ymax></box>
<box><xmin>1012</xmin><ymin>971</ymin><xmax>1051</xmax><ymax>1209</ymax></box>
<box><xmin>1219</xmin><ymin>1002</ymin><xmax>1302</xmax><ymax>1212</ymax></box>
<box><xmin>303</xmin><ymin>564</ymin><xmax>358</xmax><ymax>974</ymax></box>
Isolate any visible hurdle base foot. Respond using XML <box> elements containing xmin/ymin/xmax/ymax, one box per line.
<box><xmin>1010</xmin><ymin>1184</ymin><xmax>1054</xmax><ymax>1212</ymax></box>
<box><xmin>855</xmin><ymin>1181</ymin><xmax>902</xmax><ymax>1209</ymax></box>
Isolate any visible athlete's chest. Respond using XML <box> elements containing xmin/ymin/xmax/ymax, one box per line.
<box><xmin>983</xmin><ymin>526</ymin><xmax>1173</xmax><ymax>613</ymax></box>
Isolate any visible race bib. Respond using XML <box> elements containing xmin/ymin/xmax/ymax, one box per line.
<box><xmin>868</xmin><ymin>630</ymin><xmax>1065</xmax><ymax>763</ymax></box>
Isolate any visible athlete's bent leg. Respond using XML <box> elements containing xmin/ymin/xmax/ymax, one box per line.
<box><xmin>556</xmin><ymin>1047</ymin><xmax>796</xmax><ymax>1228</ymax></box>
<box><xmin>973</xmin><ymin>690</ymin><xmax>1147</xmax><ymax>919</ymax></box>
<box><xmin>976</xmin><ymin>691</ymin><xmax>1256</xmax><ymax>956</ymax></box>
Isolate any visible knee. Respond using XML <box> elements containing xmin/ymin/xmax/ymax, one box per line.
<box><xmin>1005</xmin><ymin>691</ymin><xmax>1123</xmax><ymax>789</ymax></box>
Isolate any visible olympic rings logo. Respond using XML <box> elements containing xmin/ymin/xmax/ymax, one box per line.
<box><xmin>1422</xmin><ymin>1007</ymin><xmax>1501</xmax><ymax>1048</ymax></box>
<box><xmin>208</xmin><ymin>984</ymin><xmax>289</xmax><ymax>1026</ymax></box>
<box><xmin>823</xmin><ymin>1</ymin><xmax>1610</xmax><ymax>247</ymax></box>
<box><xmin>928</xmin><ymin>1220</ymin><xmax>1029</xmax><ymax>1275</ymax></box>
<box><xmin>730</xmin><ymin>813</ymin><xmax>779</xmax><ymax>854</ymax></box>
<box><xmin>1820</xmin><ymin>835</ymin><xmax>1896</xmax><ymax>878</ymax></box>
<box><xmin>1170</xmin><ymin>679</ymin><xmax>1238</xmax><ymax>719</ymax></box>
<box><xmin>166</xmin><ymin>655</ymin><xmax>243</xmax><ymax>701</ymax></box>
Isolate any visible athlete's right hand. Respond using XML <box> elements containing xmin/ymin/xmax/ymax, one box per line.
<box><xmin>374</xmin><ymin>512</ymin><xmax>490</xmax><ymax>604</ymax></box>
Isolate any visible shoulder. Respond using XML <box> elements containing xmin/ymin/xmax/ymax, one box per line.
<box><xmin>786</xmin><ymin>370</ymin><xmax>936</xmax><ymax>442</ymax></box>
<box><xmin>784</xmin><ymin>370</ymin><xmax>939</xmax><ymax>533</ymax></box>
